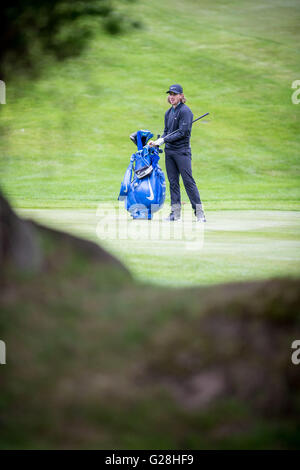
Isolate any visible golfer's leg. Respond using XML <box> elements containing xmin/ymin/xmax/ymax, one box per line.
<box><xmin>165</xmin><ymin>153</ymin><xmax>181</xmax><ymax>212</ymax></box>
<box><xmin>175</xmin><ymin>153</ymin><xmax>201</xmax><ymax>213</ymax></box>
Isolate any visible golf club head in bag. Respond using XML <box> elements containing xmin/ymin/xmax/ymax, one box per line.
<box><xmin>118</xmin><ymin>130</ymin><xmax>166</xmax><ymax>219</ymax></box>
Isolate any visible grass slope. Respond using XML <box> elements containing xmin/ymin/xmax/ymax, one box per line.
<box><xmin>0</xmin><ymin>0</ymin><xmax>299</xmax><ymax>210</ymax></box>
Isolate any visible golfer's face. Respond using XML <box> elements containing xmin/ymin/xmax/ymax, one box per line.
<box><xmin>169</xmin><ymin>92</ymin><xmax>181</xmax><ymax>106</ymax></box>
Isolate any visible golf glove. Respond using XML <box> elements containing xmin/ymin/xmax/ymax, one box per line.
<box><xmin>152</xmin><ymin>137</ymin><xmax>164</xmax><ymax>146</ymax></box>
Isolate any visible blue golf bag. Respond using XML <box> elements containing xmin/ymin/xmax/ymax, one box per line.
<box><xmin>118</xmin><ymin>130</ymin><xmax>166</xmax><ymax>219</ymax></box>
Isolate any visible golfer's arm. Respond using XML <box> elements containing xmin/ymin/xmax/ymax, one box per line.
<box><xmin>163</xmin><ymin>111</ymin><xmax>193</xmax><ymax>143</ymax></box>
<box><xmin>161</xmin><ymin>114</ymin><xmax>168</xmax><ymax>139</ymax></box>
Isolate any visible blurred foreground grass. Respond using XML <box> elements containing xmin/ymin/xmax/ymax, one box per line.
<box><xmin>1</xmin><ymin>201</ymin><xmax>299</xmax><ymax>449</ymax></box>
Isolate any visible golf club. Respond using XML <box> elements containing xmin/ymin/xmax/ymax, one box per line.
<box><xmin>163</xmin><ymin>112</ymin><xmax>210</xmax><ymax>139</ymax></box>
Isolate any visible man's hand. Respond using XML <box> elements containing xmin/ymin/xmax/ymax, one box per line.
<box><xmin>148</xmin><ymin>138</ymin><xmax>164</xmax><ymax>147</ymax></box>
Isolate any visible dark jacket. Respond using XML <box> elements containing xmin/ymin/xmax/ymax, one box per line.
<box><xmin>162</xmin><ymin>102</ymin><xmax>193</xmax><ymax>151</ymax></box>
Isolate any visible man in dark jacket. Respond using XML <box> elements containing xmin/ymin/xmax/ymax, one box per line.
<box><xmin>149</xmin><ymin>84</ymin><xmax>206</xmax><ymax>222</ymax></box>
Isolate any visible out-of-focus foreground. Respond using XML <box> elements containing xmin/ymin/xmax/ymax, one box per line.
<box><xmin>1</xmin><ymin>192</ymin><xmax>299</xmax><ymax>449</ymax></box>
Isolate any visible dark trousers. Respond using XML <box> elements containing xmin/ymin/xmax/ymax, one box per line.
<box><xmin>165</xmin><ymin>149</ymin><xmax>202</xmax><ymax>213</ymax></box>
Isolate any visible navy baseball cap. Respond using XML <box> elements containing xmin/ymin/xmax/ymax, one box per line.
<box><xmin>166</xmin><ymin>84</ymin><xmax>183</xmax><ymax>94</ymax></box>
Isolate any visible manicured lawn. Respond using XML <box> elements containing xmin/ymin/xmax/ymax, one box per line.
<box><xmin>18</xmin><ymin>207</ymin><xmax>300</xmax><ymax>286</ymax></box>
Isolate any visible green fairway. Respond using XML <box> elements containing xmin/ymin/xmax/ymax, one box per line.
<box><xmin>18</xmin><ymin>207</ymin><xmax>300</xmax><ymax>286</ymax></box>
<box><xmin>1</xmin><ymin>0</ymin><xmax>300</xmax><ymax>284</ymax></box>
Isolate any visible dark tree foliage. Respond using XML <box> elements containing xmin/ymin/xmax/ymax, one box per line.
<box><xmin>0</xmin><ymin>0</ymin><xmax>136</xmax><ymax>78</ymax></box>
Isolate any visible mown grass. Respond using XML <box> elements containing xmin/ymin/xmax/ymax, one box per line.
<box><xmin>17</xmin><ymin>207</ymin><xmax>300</xmax><ymax>286</ymax></box>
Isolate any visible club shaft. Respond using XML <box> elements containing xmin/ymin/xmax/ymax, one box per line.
<box><xmin>192</xmin><ymin>112</ymin><xmax>209</xmax><ymax>123</ymax></box>
<box><xmin>164</xmin><ymin>112</ymin><xmax>209</xmax><ymax>139</ymax></box>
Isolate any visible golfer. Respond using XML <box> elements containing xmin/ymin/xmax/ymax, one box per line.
<box><xmin>149</xmin><ymin>84</ymin><xmax>206</xmax><ymax>222</ymax></box>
